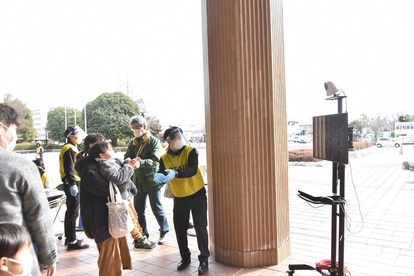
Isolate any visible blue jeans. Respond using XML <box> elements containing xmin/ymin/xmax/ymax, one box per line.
<box><xmin>134</xmin><ymin>188</ymin><xmax>169</xmax><ymax>237</ymax></box>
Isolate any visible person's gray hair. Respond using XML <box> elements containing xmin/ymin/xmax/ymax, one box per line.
<box><xmin>129</xmin><ymin>115</ymin><xmax>147</xmax><ymax>126</ymax></box>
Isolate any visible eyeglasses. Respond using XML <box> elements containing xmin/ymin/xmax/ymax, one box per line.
<box><xmin>130</xmin><ymin>125</ymin><xmax>143</xmax><ymax>131</ymax></box>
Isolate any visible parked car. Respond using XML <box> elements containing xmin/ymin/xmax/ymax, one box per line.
<box><xmin>288</xmin><ymin>134</ymin><xmax>299</xmax><ymax>142</ymax></box>
<box><xmin>295</xmin><ymin>135</ymin><xmax>312</xmax><ymax>143</ymax></box>
<box><xmin>376</xmin><ymin>137</ymin><xmax>401</xmax><ymax>148</ymax></box>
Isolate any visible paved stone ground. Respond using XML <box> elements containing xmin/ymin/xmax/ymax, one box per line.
<box><xmin>286</xmin><ymin>145</ymin><xmax>414</xmax><ymax>275</ymax></box>
<box><xmin>22</xmin><ymin>145</ymin><xmax>414</xmax><ymax>275</ymax></box>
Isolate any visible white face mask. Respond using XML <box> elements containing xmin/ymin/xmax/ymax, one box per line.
<box><xmin>131</xmin><ymin>124</ymin><xmax>145</xmax><ymax>138</ymax></box>
<box><xmin>6</xmin><ymin>257</ymin><xmax>33</xmax><ymax>276</ymax></box>
<box><xmin>74</xmin><ymin>135</ymin><xmax>82</xmax><ymax>145</ymax></box>
<box><xmin>96</xmin><ymin>148</ymin><xmax>117</xmax><ymax>161</ymax></box>
<box><xmin>108</xmin><ymin>149</ymin><xmax>117</xmax><ymax>159</ymax></box>
<box><xmin>1</xmin><ymin>124</ymin><xmax>17</xmax><ymax>151</ymax></box>
<box><xmin>170</xmin><ymin>138</ymin><xmax>185</xmax><ymax>151</ymax></box>
<box><xmin>133</xmin><ymin>129</ymin><xmax>142</xmax><ymax>138</ymax></box>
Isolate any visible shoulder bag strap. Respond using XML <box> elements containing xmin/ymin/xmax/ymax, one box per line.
<box><xmin>108</xmin><ymin>182</ymin><xmax>122</xmax><ymax>202</ymax></box>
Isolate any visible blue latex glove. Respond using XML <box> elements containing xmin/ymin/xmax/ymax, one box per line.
<box><xmin>69</xmin><ymin>185</ymin><xmax>78</xmax><ymax>197</ymax></box>
<box><xmin>164</xmin><ymin>169</ymin><xmax>177</xmax><ymax>183</ymax></box>
<box><xmin>154</xmin><ymin>173</ymin><xmax>166</xmax><ymax>184</ymax></box>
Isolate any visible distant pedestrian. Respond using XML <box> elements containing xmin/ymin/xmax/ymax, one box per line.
<box><xmin>35</xmin><ymin>141</ymin><xmax>44</xmax><ymax>160</ymax></box>
<box><xmin>32</xmin><ymin>158</ymin><xmax>54</xmax><ymax>189</ymax></box>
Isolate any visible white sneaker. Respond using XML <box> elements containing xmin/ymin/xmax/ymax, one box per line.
<box><xmin>187</xmin><ymin>228</ymin><xmax>197</xmax><ymax>237</ymax></box>
<box><xmin>158</xmin><ymin>232</ymin><xmax>167</xmax><ymax>245</ymax></box>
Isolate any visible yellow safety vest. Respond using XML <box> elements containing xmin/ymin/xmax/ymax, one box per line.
<box><xmin>59</xmin><ymin>144</ymin><xmax>80</xmax><ymax>181</ymax></box>
<box><xmin>161</xmin><ymin>146</ymin><xmax>204</xmax><ymax>198</ymax></box>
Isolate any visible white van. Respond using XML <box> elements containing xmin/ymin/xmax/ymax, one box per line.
<box><xmin>376</xmin><ymin>137</ymin><xmax>401</xmax><ymax>148</ymax></box>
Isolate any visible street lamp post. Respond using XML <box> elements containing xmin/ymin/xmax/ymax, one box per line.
<box><xmin>64</xmin><ymin>106</ymin><xmax>68</xmax><ymax>130</ymax></box>
<box><xmin>44</xmin><ymin>127</ymin><xmax>48</xmax><ymax>145</ymax></box>
<box><xmin>84</xmin><ymin>106</ymin><xmax>87</xmax><ymax>133</ymax></box>
<box><xmin>399</xmin><ymin>137</ymin><xmax>404</xmax><ymax>155</ymax></box>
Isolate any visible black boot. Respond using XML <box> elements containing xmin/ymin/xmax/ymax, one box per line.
<box><xmin>198</xmin><ymin>261</ymin><xmax>208</xmax><ymax>275</ymax></box>
<box><xmin>177</xmin><ymin>258</ymin><xmax>191</xmax><ymax>271</ymax></box>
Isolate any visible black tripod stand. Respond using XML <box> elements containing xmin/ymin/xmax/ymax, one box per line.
<box><xmin>288</xmin><ymin>95</ymin><xmax>348</xmax><ymax>276</ymax></box>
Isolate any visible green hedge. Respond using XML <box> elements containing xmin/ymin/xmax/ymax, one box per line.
<box><xmin>14</xmin><ymin>142</ymin><xmax>129</xmax><ymax>152</ymax></box>
<box><xmin>14</xmin><ymin>143</ymin><xmax>62</xmax><ymax>151</ymax></box>
<box><xmin>289</xmin><ymin>142</ymin><xmax>374</xmax><ymax>162</ymax></box>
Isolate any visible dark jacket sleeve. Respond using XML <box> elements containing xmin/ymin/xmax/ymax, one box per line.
<box><xmin>76</xmin><ymin>157</ymin><xmax>129</xmax><ymax>197</ymax></box>
<box><xmin>176</xmin><ymin>148</ymin><xmax>199</xmax><ymax>178</ymax></box>
<box><xmin>158</xmin><ymin>147</ymin><xmax>198</xmax><ymax>178</ymax></box>
<box><xmin>158</xmin><ymin>158</ymin><xmax>166</xmax><ymax>173</ymax></box>
<box><xmin>124</xmin><ymin>141</ymin><xmax>134</xmax><ymax>160</ymax></box>
<box><xmin>62</xmin><ymin>147</ymin><xmax>77</xmax><ymax>184</ymax></box>
<box><xmin>139</xmin><ymin>136</ymin><xmax>162</xmax><ymax>169</ymax></box>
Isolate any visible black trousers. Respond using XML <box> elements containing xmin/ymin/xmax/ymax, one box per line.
<box><xmin>173</xmin><ymin>191</ymin><xmax>210</xmax><ymax>262</ymax></box>
<box><xmin>63</xmin><ymin>183</ymin><xmax>80</xmax><ymax>242</ymax></box>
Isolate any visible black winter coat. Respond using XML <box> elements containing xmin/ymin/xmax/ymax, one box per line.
<box><xmin>75</xmin><ymin>156</ymin><xmax>129</xmax><ymax>241</ymax></box>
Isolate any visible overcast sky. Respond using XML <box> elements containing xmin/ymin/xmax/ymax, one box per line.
<box><xmin>0</xmin><ymin>0</ymin><xmax>205</xmax><ymax>126</ymax></box>
<box><xmin>1</xmin><ymin>1</ymin><xmax>413</xmax><ymax>126</ymax></box>
<box><xmin>283</xmin><ymin>0</ymin><xmax>414</xmax><ymax>122</ymax></box>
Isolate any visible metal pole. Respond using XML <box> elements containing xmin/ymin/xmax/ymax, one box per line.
<box><xmin>399</xmin><ymin>137</ymin><xmax>404</xmax><ymax>155</ymax></box>
<box><xmin>331</xmin><ymin>163</ymin><xmax>338</xmax><ymax>275</ymax></box>
<box><xmin>84</xmin><ymin>106</ymin><xmax>87</xmax><ymax>133</ymax></box>
<box><xmin>64</xmin><ymin>106</ymin><xmax>67</xmax><ymax>130</ymax></box>
<box><xmin>338</xmin><ymin>164</ymin><xmax>345</xmax><ymax>276</ymax></box>
<box><xmin>337</xmin><ymin>96</ymin><xmax>345</xmax><ymax>276</ymax></box>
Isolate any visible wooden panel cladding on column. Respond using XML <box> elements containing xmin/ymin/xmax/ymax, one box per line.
<box><xmin>204</xmin><ymin>0</ymin><xmax>290</xmax><ymax>267</ymax></box>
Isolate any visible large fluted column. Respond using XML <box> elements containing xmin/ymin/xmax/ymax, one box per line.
<box><xmin>202</xmin><ymin>0</ymin><xmax>290</xmax><ymax>267</ymax></box>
